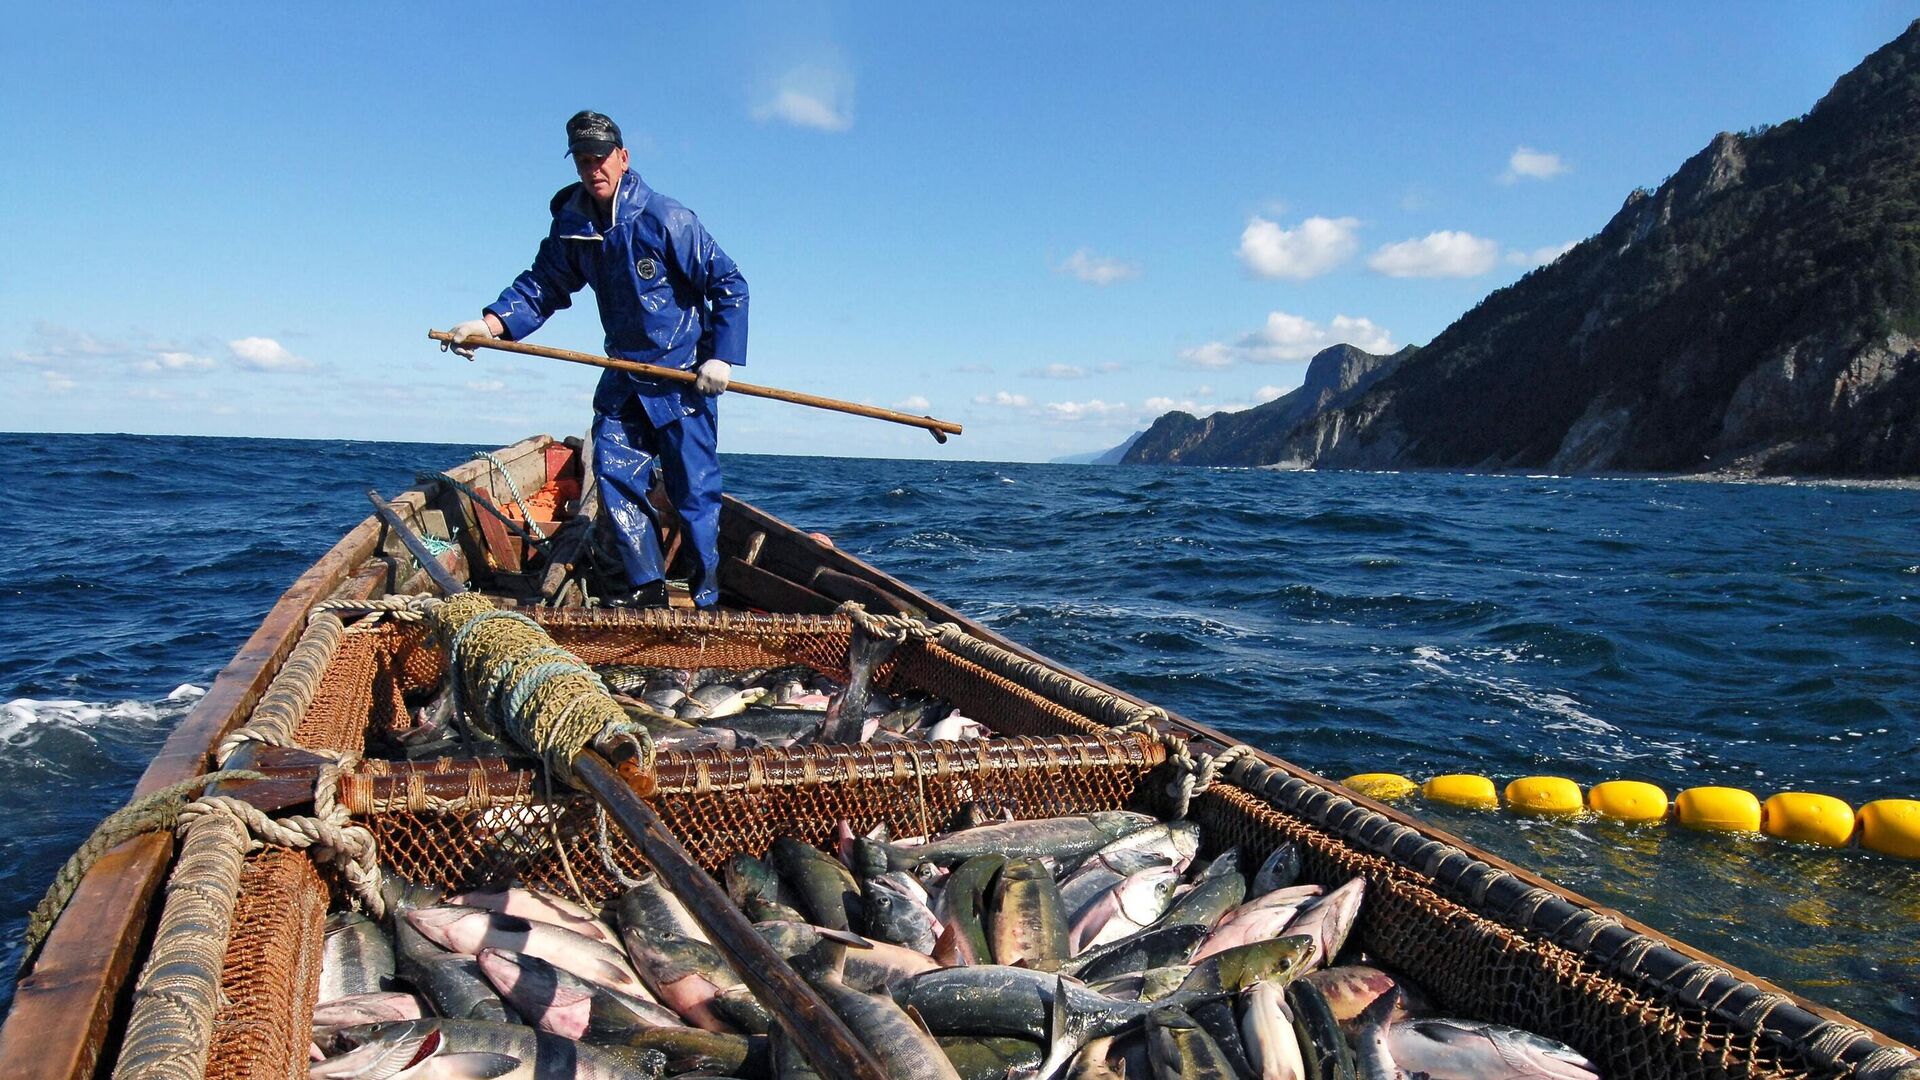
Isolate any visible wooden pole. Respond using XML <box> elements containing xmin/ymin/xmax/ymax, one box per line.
<box><xmin>427</xmin><ymin>330</ymin><xmax>962</xmax><ymax>443</ymax></box>
<box><xmin>570</xmin><ymin>751</ymin><xmax>892</xmax><ymax>1080</ymax></box>
<box><xmin>366</xmin><ymin>490</ymin><xmax>468</xmax><ymax>595</ymax></box>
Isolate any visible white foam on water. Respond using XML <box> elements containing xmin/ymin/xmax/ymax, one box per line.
<box><xmin>1</xmin><ymin>685</ymin><xmax>204</xmax><ymax>745</ymax></box>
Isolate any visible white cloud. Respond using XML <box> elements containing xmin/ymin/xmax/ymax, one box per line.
<box><xmin>41</xmin><ymin>370</ymin><xmax>75</xmax><ymax>393</ymax></box>
<box><xmin>1238</xmin><ymin>215</ymin><xmax>1360</xmax><ymax>280</ymax></box>
<box><xmin>1142</xmin><ymin>396</ymin><xmax>1250</xmax><ymax>419</ymax></box>
<box><xmin>751</xmin><ymin>66</ymin><xmax>854</xmax><ymax>133</ymax></box>
<box><xmin>894</xmin><ymin>394</ymin><xmax>931</xmax><ymax>411</ymax></box>
<box><xmin>1180</xmin><ymin>311</ymin><xmax>1395</xmax><ymax>368</ymax></box>
<box><xmin>1027</xmin><ymin>363</ymin><xmax>1087</xmax><ymax>380</ymax></box>
<box><xmin>1043</xmin><ymin>398</ymin><xmax>1129</xmax><ymax>422</ymax></box>
<box><xmin>1057</xmin><ymin>249</ymin><xmax>1141</xmax><ymax>285</ymax></box>
<box><xmin>1503</xmin><ymin>146</ymin><xmax>1569</xmax><ymax>183</ymax></box>
<box><xmin>228</xmin><ymin>336</ymin><xmax>311</xmax><ymax>371</ymax></box>
<box><xmin>973</xmin><ymin>390</ymin><xmax>1031</xmax><ymax>408</ymax></box>
<box><xmin>1367</xmin><ymin>231</ymin><xmax>1501</xmax><ymax>278</ymax></box>
<box><xmin>466</xmin><ymin>379</ymin><xmax>507</xmax><ymax>393</ymax></box>
<box><xmin>1254</xmin><ymin>385</ymin><xmax>1289</xmax><ymax>403</ymax></box>
<box><xmin>1507</xmin><ymin>241</ymin><xmax>1578</xmax><ymax>268</ymax></box>
<box><xmin>138</xmin><ymin>350</ymin><xmax>215</xmax><ymax>373</ymax></box>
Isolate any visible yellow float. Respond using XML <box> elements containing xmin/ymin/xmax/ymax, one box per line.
<box><xmin>1423</xmin><ymin>773</ymin><xmax>1500</xmax><ymax>810</ymax></box>
<box><xmin>1761</xmin><ymin>792</ymin><xmax>1855</xmax><ymax>848</ymax></box>
<box><xmin>1504</xmin><ymin>776</ymin><xmax>1583</xmax><ymax>816</ymax></box>
<box><xmin>1674</xmin><ymin>786</ymin><xmax>1762</xmax><ymax>833</ymax></box>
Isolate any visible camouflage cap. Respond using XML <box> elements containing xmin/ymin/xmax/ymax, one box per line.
<box><xmin>565</xmin><ymin>110</ymin><xmax>623</xmax><ymax>158</ymax></box>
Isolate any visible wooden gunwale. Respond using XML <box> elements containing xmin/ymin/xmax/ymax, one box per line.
<box><xmin>0</xmin><ymin>436</ymin><xmax>553</xmax><ymax>1080</ymax></box>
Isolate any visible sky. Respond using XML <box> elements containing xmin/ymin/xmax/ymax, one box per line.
<box><xmin>2</xmin><ymin>3</ymin><xmax>1914</xmax><ymax>462</ymax></box>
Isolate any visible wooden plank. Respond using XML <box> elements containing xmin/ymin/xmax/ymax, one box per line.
<box><xmin>719</xmin><ymin>556</ymin><xmax>837</xmax><ymax>615</ymax></box>
<box><xmin>806</xmin><ymin>566</ymin><xmax>922</xmax><ymax>617</ymax></box>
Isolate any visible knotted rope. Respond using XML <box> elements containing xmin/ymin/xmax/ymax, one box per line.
<box><xmin>428</xmin><ymin>592</ymin><xmax>645</xmax><ymax>787</ymax></box>
<box><xmin>833</xmin><ymin>601</ymin><xmax>1246</xmax><ymax>818</ymax></box>
<box><xmin>16</xmin><ymin>769</ymin><xmax>265</xmax><ymax>977</ymax></box>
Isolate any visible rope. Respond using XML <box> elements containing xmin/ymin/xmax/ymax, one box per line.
<box><xmin>419</xmin><ymin>470</ymin><xmax>551</xmax><ymax>551</ymax></box>
<box><xmin>474</xmin><ymin>451</ymin><xmax>549</xmax><ymax>541</ymax></box>
<box><xmin>17</xmin><ymin>769</ymin><xmax>264</xmax><ymax>976</ymax></box>
<box><xmin>214</xmin><ymin>612</ymin><xmax>347</xmax><ymax>764</ymax></box>
<box><xmin>176</xmin><ymin>779</ymin><xmax>386</xmax><ymax>921</ymax></box>
<box><xmin>429</xmin><ymin>592</ymin><xmax>645</xmax><ymax>787</ymax></box>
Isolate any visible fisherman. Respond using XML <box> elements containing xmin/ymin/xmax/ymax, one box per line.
<box><xmin>447</xmin><ymin>110</ymin><xmax>748</xmax><ymax>609</ymax></box>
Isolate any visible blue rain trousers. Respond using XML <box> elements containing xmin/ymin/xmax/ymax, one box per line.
<box><xmin>593</xmin><ymin>398</ymin><xmax>722</xmax><ymax>607</ymax></box>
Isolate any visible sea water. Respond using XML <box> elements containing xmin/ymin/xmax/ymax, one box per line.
<box><xmin>1</xmin><ymin>433</ymin><xmax>1915</xmax><ymax>1040</ymax></box>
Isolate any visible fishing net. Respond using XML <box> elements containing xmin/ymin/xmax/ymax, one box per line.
<box><xmin>190</xmin><ymin>606</ymin><xmax>1911</xmax><ymax>1080</ymax></box>
<box><xmin>206</xmin><ymin>848</ymin><xmax>328</xmax><ymax>1080</ymax></box>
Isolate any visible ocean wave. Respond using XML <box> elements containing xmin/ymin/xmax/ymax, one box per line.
<box><xmin>0</xmin><ymin>685</ymin><xmax>203</xmax><ymax>746</ymax></box>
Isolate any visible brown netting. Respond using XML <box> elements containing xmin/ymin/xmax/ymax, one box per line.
<box><xmin>206</xmin><ymin>848</ymin><xmax>328</xmax><ymax>1080</ymax></box>
<box><xmin>358</xmin><ymin>731</ymin><xmax>1165</xmax><ymax>896</ymax></box>
<box><xmin>1191</xmin><ymin>782</ymin><xmax>1824</xmax><ymax>1080</ymax></box>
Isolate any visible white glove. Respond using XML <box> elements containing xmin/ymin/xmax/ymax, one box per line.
<box><xmin>696</xmin><ymin>358</ymin><xmax>732</xmax><ymax>395</ymax></box>
<box><xmin>448</xmin><ymin>318</ymin><xmax>494</xmax><ymax>360</ymax></box>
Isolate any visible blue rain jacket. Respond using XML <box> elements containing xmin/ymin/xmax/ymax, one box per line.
<box><xmin>485</xmin><ymin>170</ymin><xmax>749</xmax><ymax>429</ymax></box>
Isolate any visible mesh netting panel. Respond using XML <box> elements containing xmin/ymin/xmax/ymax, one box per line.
<box><xmin>206</xmin><ymin>848</ymin><xmax>328</xmax><ymax>1080</ymax></box>
<box><xmin>293</xmin><ymin>625</ymin><xmax>439</xmax><ymax>752</ymax></box>
<box><xmin>1192</xmin><ymin>782</ymin><xmax>1824</xmax><ymax>1080</ymax></box>
<box><xmin>364</xmin><ymin>733</ymin><xmax>1164</xmax><ymax>897</ymax></box>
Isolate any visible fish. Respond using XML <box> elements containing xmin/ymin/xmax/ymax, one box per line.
<box><xmin>1190</xmin><ymin>885</ymin><xmax>1325</xmax><ymax>961</ymax></box>
<box><xmin>812</xmin><ymin>973</ymin><xmax>964</xmax><ymax>1080</ymax></box>
<box><xmin>758</xmin><ymin>921</ymin><xmax>941</xmax><ymax>992</ymax></box>
<box><xmin>1192</xmin><ymin>998</ymin><xmax>1260</xmax><ymax>1080</ymax></box>
<box><xmin>475</xmin><ymin>948</ymin><xmax>683</xmax><ymax>1041</ymax></box>
<box><xmin>320</xmin><ymin>912</ymin><xmax>397</xmax><ymax>1005</ymax></box>
<box><xmin>1064</xmin><ymin>822</ymin><xmax>1202</xmax><ymax>881</ymax></box>
<box><xmin>310</xmin><ymin>1018</ymin><xmax>652</xmax><ymax>1080</ymax></box>
<box><xmin>988</xmin><ymin>856</ymin><xmax>1070</xmax><ymax>971</ymax></box>
<box><xmin>1146</xmin><ymin>1006</ymin><xmax>1239</xmax><ymax>1079</ymax></box>
<box><xmin>1301</xmin><ymin>965</ymin><xmax>1424</xmax><ymax>1033</ymax></box>
<box><xmin>1241</xmin><ymin>978</ymin><xmax>1307</xmax><ymax>1080</ymax></box>
<box><xmin>615</xmin><ymin>872</ymin><xmax>713</xmax><ymax>945</ymax></box>
<box><xmin>446</xmin><ymin>885</ymin><xmax>618</xmax><ymax>948</ymax></box>
<box><xmin>1351</xmin><ymin>988</ymin><xmax>1404</xmax><ymax>1080</ymax></box>
<box><xmin>619</xmin><ymin>925</ymin><xmax>763</xmax><ymax>1033</ymax></box>
<box><xmin>879</xmin><ymin>812</ymin><xmax>1160</xmax><ymax>871</ymax></box>
<box><xmin>1177</xmin><ymin>935</ymin><xmax>1318</xmax><ymax>997</ymax></box>
<box><xmin>1071</xmin><ymin>865</ymin><xmax>1181</xmax><ymax>953</ymax></box>
<box><xmin>394</xmin><ymin>914</ymin><xmax>518</xmax><ymax>1024</ymax></box>
<box><xmin>724</xmin><ymin>853</ymin><xmax>799</xmax><ymax>913</ymax></box>
<box><xmin>1251</xmin><ymin>844</ymin><xmax>1303</xmax><ymax>896</ymax></box>
<box><xmin>893</xmin><ymin>964</ymin><xmax>1225</xmax><ymax>1046</ymax></box>
<box><xmin>1385</xmin><ymin>1017</ymin><xmax>1601</xmax><ymax>1080</ymax></box>
<box><xmin>1158</xmin><ymin>850</ymin><xmax>1248</xmax><ymax>931</ymax></box>
<box><xmin>406</xmin><ymin>907</ymin><xmax>648</xmax><ymax>1000</ymax></box>
<box><xmin>821</xmin><ymin>625</ymin><xmax>893</xmax><ymax>744</ymax></box>
<box><xmin>927</xmin><ymin>713</ymin><xmax>989</xmax><ymax>741</ymax></box>
<box><xmin>1281</xmin><ymin>878</ymin><xmax>1366</xmax><ymax>969</ymax></box>
<box><xmin>1087</xmin><ymin>965</ymin><xmax>1195</xmax><ymax>1004</ymax></box>
<box><xmin>864</xmin><ymin>873</ymin><xmax>942</xmax><ymax>954</ymax></box>
<box><xmin>608</xmin><ymin>1028</ymin><xmax>766</xmax><ymax>1077</ymax></box>
<box><xmin>931</xmin><ymin>855</ymin><xmax>1004</xmax><ymax>966</ymax></box>
<box><xmin>312</xmin><ymin>992</ymin><xmax>428</xmax><ymax>1042</ymax></box>
<box><xmin>1286</xmin><ymin>978</ymin><xmax>1357</xmax><ymax>1080</ymax></box>
<box><xmin>937</xmin><ymin>1036</ymin><xmax>1046</xmax><ymax>1080</ymax></box>
<box><xmin>770</xmin><ymin>1023</ymin><xmax>825</xmax><ymax>1080</ymax></box>
<box><xmin>1065</xmin><ymin>923</ymin><xmax>1210</xmax><ymax>982</ymax></box>
<box><xmin>771</xmin><ymin>838</ymin><xmax>864</xmax><ymax>933</ymax></box>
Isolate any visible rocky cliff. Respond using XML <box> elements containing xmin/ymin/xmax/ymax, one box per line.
<box><xmin>1122</xmin><ymin>344</ymin><xmax>1413</xmax><ymax>465</ymax></box>
<box><xmin>1130</xmin><ymin>21</ymin><xmax>1920</xmax><ymax>476</ymax></box>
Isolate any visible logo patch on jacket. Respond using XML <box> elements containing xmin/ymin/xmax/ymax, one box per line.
<box><xmin>636</xmin><ymin>257</ymin><xmax>657</xmax><ymax>280</ymax></box>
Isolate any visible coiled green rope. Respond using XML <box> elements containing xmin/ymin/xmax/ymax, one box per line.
<box><xmin>431</xmin><ymin>593</ymin><xmax>646</xmax><ymax>786</ymax></box>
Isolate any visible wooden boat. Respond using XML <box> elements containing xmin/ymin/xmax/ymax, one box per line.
<box><xmin>2</xmin><ymin>433</ymin><xmax>1914</xmax><ymax>1080</ymax></box>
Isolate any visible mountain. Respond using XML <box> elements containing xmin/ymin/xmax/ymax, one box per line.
<box><xmin>1130</xmin><ymin>21</ymin><xmax>1920</xmax><ymax>477</ymax></box>
<box><xmin>1052</xmin><ymin>430</ymin><xmax>1145</xmax><ymax>464</ymax></box>
<box><xmin>1122</xmin><ymin>344</ymin><xmax>1414</xmax><ymax>465</ymax></box>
